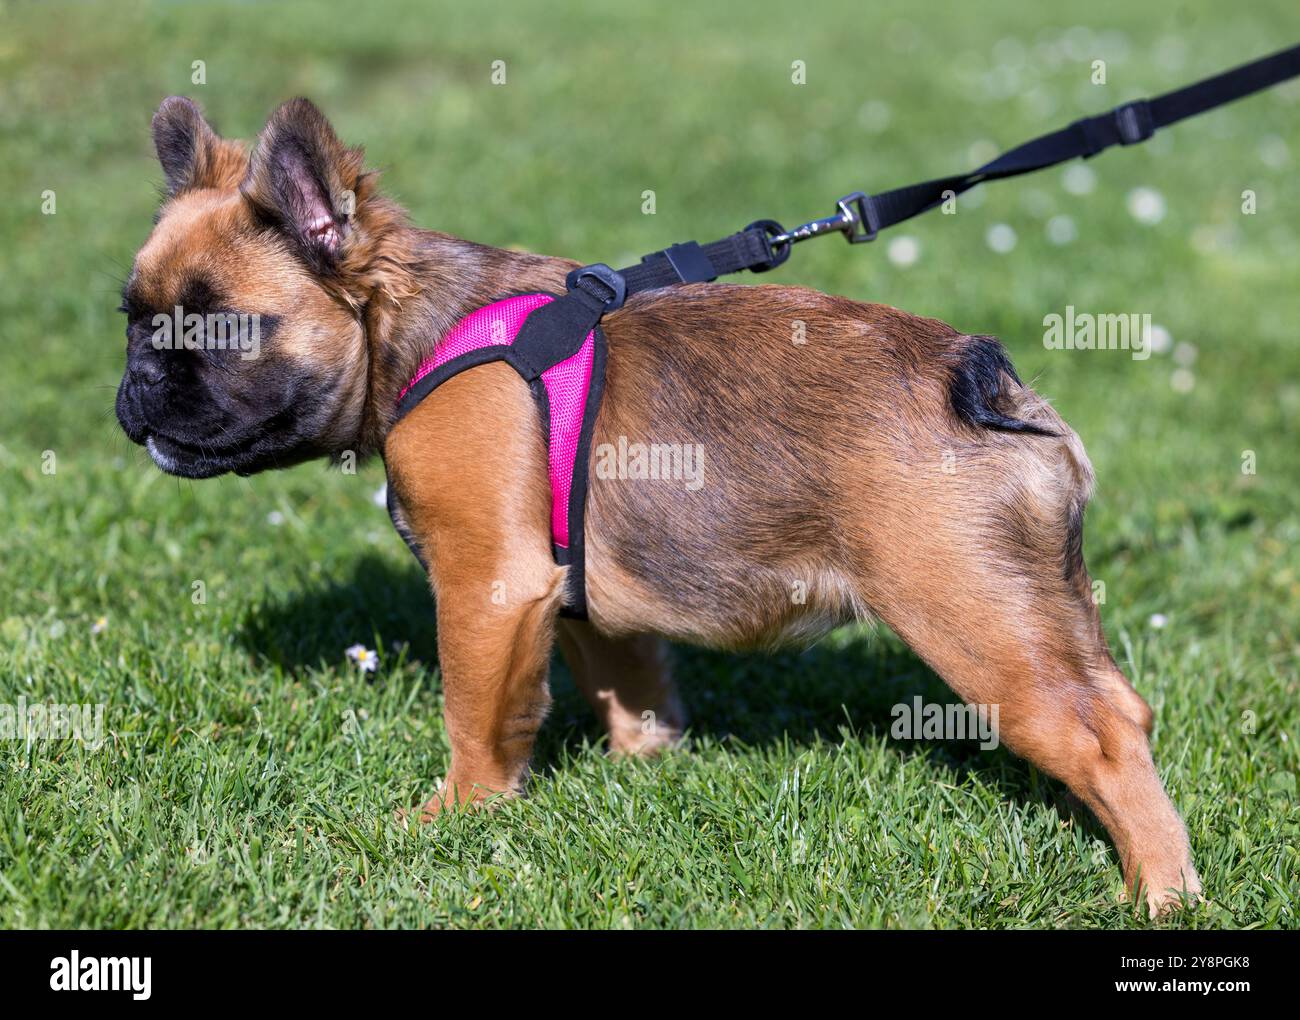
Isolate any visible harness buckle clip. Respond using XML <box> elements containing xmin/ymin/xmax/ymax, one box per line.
<box><xmin>565</xmin><ymin>263</ymin><xmax>627</xmax><ymax>312</ymax></box>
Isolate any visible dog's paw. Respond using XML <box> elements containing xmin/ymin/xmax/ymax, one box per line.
<box><xmin>395</xmin><ymin>777</ymin><xmax>519</xmax><ymax>827</ymax></box>
<box><xmin>1123</xmin><ymin>864</ymin><xmax>1204</xmax><ymax>919</ymax></box>
<box><xmin>604</xmin><ymin>697</ymin><xmax>687</xmax><ymax>758</ymax></box>
<box><xmin>1146</xmin><ymin>884</ymin><xmax>1206</xmax><ymax>919</ymax></box>
<box><xmin>607</xmin><ymin>722</ymin><xmax>686</xmax><ymax>758</ymax></box>
<box><xmin>394</xmin><ymin>801</ymin><xmax>439</xmax><ymax>828</ymax></box>
<box><xmin>395</xmin><ymin>778</ymin><xmax>450</xmax><ymax>828</ymax></box>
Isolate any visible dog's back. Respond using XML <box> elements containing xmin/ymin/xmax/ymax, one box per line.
<box><xmin>586</xmin><ymin>283</ymin><xmax>1082</xmax><ymax>648</ymax></box>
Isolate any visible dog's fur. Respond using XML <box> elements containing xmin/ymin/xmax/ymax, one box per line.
<box><xmin>116</xmin><ymin>97</ymin><xmax>1201</xmax><ymax>915</ymax></box>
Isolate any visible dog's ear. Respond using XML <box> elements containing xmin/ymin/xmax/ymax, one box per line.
<box><xmin>241</xmin><ymin>97</ymin><xmax>366</xmax><ymax>275</ymax></box>
<box><xmin>152</xmin><ymin>96</ymin><xmax>244</xmax><ymax>196</ymax></box>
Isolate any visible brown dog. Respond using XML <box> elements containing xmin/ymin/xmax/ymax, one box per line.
<box><xmin>116</xmin><ymin>96</ymin><xmax>1201</xmax><ymax>916</ymax></box>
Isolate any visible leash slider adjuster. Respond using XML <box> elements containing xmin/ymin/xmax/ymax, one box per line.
<box><xmin>1114</xmin><ymin>100</ymin><xmax>1155</xmax><ymax>146</ymax></box>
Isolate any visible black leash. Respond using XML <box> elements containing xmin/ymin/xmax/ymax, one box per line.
<box><xmin>561</xmin><ymin>41</ymin><xmax>1300</xmax><ymax>313</ymax></box>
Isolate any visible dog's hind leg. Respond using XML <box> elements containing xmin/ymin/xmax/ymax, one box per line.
<box><xmin>860</xmin><ymin>537</ymin><xmax>1198</xmax><ymax>915</ymax></box>
<box><xmin>847</xmin><ymin>425</ymin><xmax>1198</xmax><ymax>916</ymax></box>
<box><xmin>556</xmin><ymin>622</ymin><xmax>685</xmax><ymax>755</ymax></box>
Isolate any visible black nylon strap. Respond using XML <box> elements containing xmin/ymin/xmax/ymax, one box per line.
<box><xmin>846</xmin><ymin>42</ymin><xmax>1300</xmax><ymax>237</ymax></box>
<box><xmin>619</xmin><ymin>227</ymin><xmax>780</xmax><ymax>295</ymax></box>
<box><xmin>1151</xmin><ymin>41</ymin><xmax>1300</xmax><ymax>126</ymax></box>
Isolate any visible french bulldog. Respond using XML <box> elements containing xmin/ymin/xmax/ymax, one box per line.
<box><xmin>115</xmin><ymin>96</ymin><xmax>1201</xmax><ymax>915</ymax></box>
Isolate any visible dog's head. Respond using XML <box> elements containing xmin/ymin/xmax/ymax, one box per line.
<box><xmin>116</xmin><ymin>96</ymin><xmax>392</xmax><ymax>478</ymax></box>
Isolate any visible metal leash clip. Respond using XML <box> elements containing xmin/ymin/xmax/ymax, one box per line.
<box><xmin>769</xmin><ymin>192</ymin><xmax>881</xmax><ymax>249</ymax></box>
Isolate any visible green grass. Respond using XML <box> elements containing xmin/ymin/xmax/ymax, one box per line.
<box><xmin>1</xmin><ymin>0</ymin><xmax>1298</xmax><ymax>928</ymax></box>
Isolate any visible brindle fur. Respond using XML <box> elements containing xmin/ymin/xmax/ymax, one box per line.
<box><xmin>117</xmin><ymin>97</ymin><xmax>1200</xmax><ymax>916</ymax></box>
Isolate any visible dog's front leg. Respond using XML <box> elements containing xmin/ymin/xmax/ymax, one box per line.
<box><xmin>410</xmin><ymin>565</ymin><xmax>562</xmax><ymax>819</ymax></box>
<box><xmin>385</xmin><ymin>364</ymin><xmax>567</xmax><ymax>821</ymax></box>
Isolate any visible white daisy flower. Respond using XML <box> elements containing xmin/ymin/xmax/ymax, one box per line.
<box><xmin>90</xmin><ymin>616</ymin><xmax>108</xmax><ymax>635</ymax></box>
<box><xmin>857</xmin><ymin>100</ymin><xmax>891</xmax><ymax>134</ymax></box>
<box><xmin>887</xmin><ymin>235</ymin><xmax>920</xmax><ymax>267</ymax></box>
<box><xmin>968</xmin><ymin>139</ymin><xmax>999</xmax><ymax>166</ymax></box>
<box><xmin>1046</xmin><ymin>215</ymin><xmax>1077</xmax><ymax>245</ymax></box>
<box><xmin>986</xmin><ymin>223</ymin><xmax>1017</xmax><ymax>253</ymax></box>
<box><xmin>1063</xmin><ymin>164</ymin><xmax>1096</xmax><ymax>195</ymax></box>
<box><xmin>345</xmin><ymin>644</ymin><xmax>379</xmax><ymax>673</ymax></box>
<box><xmin>1127</xmin><ymin>187</ymin><xmax>1167</xmax><ymax>225</ymax></box>
<box><xmin>1258</xmin><ymin>135</ymin><xmax>1289</xmax><ymax>169</ymax></box>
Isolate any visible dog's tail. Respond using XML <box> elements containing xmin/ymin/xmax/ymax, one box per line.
<box><xmin>947</xmin><ymin>335</ymin><xmax>1057</xmax><ymax>436</ymax></box>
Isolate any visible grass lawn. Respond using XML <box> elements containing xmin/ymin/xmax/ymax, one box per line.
<box><xmin>1</xmin><ymin>0</ymin><xmax>1297</xmax><ymax>928</ymax></box>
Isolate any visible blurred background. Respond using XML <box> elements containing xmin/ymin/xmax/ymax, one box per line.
<box><xmin>0</xmin><ymin>0</ymin><xmax>1296</xmax><ymax>927</ymax></box>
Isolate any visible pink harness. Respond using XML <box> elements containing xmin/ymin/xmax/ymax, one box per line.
<box><xmin>390</xmin><ymin>293</ymin><xmax>607</xmax><ymax>617</ymax></box>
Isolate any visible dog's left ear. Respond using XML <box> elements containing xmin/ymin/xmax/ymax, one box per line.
<box><xmin>241</xmin><ymin>98</ymin><xmax>366</xmax><ymax>274</ymax></box>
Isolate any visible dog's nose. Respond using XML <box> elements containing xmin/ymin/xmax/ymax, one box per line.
<box><xmin>128</xmin><ymin>350</ymin><xmax>166</xmax><ymax>388</ymax></box>
<box><xmin>130</xmin><ymin>360</ymin><xmax>165</xmax><ymax>387</ymax></box>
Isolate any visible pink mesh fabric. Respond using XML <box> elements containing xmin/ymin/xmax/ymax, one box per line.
<box><xmin>397</xmin><ymin>294</ymin><xmax>594</xmax><ymax>549</ymax></box>
<box><xmin>538</xmin><ymin>330</ymin><xmax>595</xmax><ymax>548</ymax></box>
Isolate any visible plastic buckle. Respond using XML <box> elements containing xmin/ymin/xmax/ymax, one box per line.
<box><xmin>565</xmin><ymin>263</ymin><xmax>627</xmax><ymax>312</ymax></box>
<box><xmin>1114</xmin><ymin>100</ymin><xmax>1154</xmax><ymax>146</ymax></box>
<box><xmin>837</xmin><ymin>192</ymin><xmax>880</xmax><ymax>243</ymax></box>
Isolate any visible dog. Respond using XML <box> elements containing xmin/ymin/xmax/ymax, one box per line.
<box><xmin>115</xmin><ymin>96</ymin><xmax>1201</xmax><ymax>916</ymax></box>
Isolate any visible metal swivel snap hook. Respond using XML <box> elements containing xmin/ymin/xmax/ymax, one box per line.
<box><xmin>769</xmin><ymin>192</ymin><xmax>881</xmax><ymax>248</ymax></box>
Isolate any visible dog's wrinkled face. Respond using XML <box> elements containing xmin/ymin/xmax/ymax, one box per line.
<box><xmin>116</xmin><ymin>97</ymin><xmax>370</xmax><ymax>477</ymax></box>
